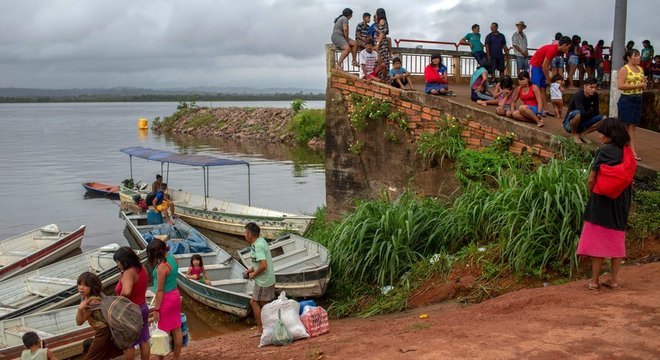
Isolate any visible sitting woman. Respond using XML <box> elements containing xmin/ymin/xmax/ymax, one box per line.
<box><xmin>424</xmin><ymin>54</ymin><xmax>451</xmax><ymax>95</ymax></box>
<box><xmin>470</xmin><ymin>63</ymin><xmax>496</xmax><ymax>105</ymax></box>
<box><xmin>510</xmin><ymin>70</ymin><xmax>544</xmax><ymax>127</ymax></box>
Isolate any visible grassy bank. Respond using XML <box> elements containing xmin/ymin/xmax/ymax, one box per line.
<box><xmin>306</xmin><ymin>115</ymin><xmax>659</xmax><ymax>318</ymax></box>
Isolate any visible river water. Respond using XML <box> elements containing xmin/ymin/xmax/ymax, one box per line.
<box><xmin>0</xmin><ymin>101</ymin><xmax>326</xmax><ymax>339</ymax></box>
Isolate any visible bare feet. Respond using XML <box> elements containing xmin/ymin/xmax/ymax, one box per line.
<box><xmin>476</xmin><ymin>100</ymin><xmax>488</xmax><ymax>106</ymax></box>
<box><xmin>351</xmin><ymin>60</ymin><xmax>359</xmax><ymax>67</ymax></box>
<box><xmin>572</xmin><ymin>135</ymin><xmax>581</xmax><ymax>144</ymax></box>
<box><xmin>536</xmin><ymin>119</ymin><xmax>544</xmax><ymax>127</ymax></box>
<box><xmin>599</xmin><ymin>279</ymin><xmax>620</xmax><ymax>289</ymax></box>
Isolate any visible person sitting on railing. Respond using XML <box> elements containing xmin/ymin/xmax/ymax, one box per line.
<box><xmin>389</xmin><ymin>57</ymin><xmax>413</xmax><ymax>90</ymax></box>
<box><xmin>510</xmin><ymin>70</ymin><xmax>544</xmax><ymax>127</ymax></box>
<box><xmin>424</xmin><ymin>53</ymin><xmax>451</xmax><ymax>95</ymax></box>
<box><xmin>331</xmin><ymin>8</ymin><xmax>359</xmax><ymax>69</ymax></box>
<box><xmin>459</xmin><ymin>24</ymin><xmax>486</xmax><ymax>65</ymax></box>
<box><xmin>355</xmin><ymin>12</ymin><xmax>371</xmax><ymax>52</ymax></box>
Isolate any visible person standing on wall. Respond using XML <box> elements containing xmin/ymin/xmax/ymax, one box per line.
<box><xmin>243</xmin><ymin>222</ymin><xmax>276</xmax><ymax>337</ymax></box>
<box><xmin>511</xmin><ymin>21</ymin><xmax>529</xmax><ymax>73</ymax></box>
<box><xmin>484</xmin><ymin>22</ymin><xmax>507</xmax><ymax>82</ymax></box>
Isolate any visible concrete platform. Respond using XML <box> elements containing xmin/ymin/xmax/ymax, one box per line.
<box><xmin>410</xmin><ymin>82</ymin><xmax>659</xmax><ymax>178</ymax></box>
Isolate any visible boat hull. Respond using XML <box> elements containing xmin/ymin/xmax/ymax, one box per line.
<box><xmin>0</xmin><ymin>226</ymin><xmax>85</xmax><ymax>282</ymax></box>
<box><xmin>82</xmin><ymin>182</ymin><xmax>120</xmax><ymax>197</ymax></box>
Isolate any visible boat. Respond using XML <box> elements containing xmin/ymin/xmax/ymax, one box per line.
<box><xmin>0</xmin><ymin>306</ymin><xmax>93</xmax><ymax>360</ymax></box>
<box><xmin>0</xmin><ymin>244</ymin><xmax>125</xmax><ymax>321</ymax></box>
<box><xmin>0</xmin><ymin>224</ymin><xmax>86</xmax><ymax>281</ymax></box>
<box><xmin>238</xmin><ymin>234</ymin><xmax>331</xmax><ymax>298</ymax></box>
<box><xmin>118</xmin><ymin>146</ymin><xmax>315</xmax><ymax>239</ymax></box>
<box><xmin>122</xmin><ymin>212</ymin><xmax>254</xmax><ymax>317</ymax></box>
<box><xmin>82</xmin><ymin>182</ymin><xmax>120</xmax><ymax>197</ymax></box>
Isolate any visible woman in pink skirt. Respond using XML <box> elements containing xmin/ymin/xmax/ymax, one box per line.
<box><xmin>577</xmin><ymin>117</ymin><xmax>634</xmax><ymax>290</ymax></box>
<box><xmin>147</xmin><ymin>239</ymin><xmax>183</xmax><ymax>359</ymax></box>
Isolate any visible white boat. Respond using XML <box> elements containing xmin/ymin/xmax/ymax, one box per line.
<box><xmin>0</xmin><ymin>224</ymin><xmax>86</xmax><ymax>281</ymax></box>
<box><xmin>118</xmin><ymin>146</ymin><xmax>315</xmax><ymax>239</ymax></box>
<box><xmin>0</xmin><ymin>244</ymin><xmax>123</xmax><ymax>321</ymax></box>
<box><xmin>122</xmin><ymin>212</ymin><xmax>255</xmax><ymax>317</ymax></box>
<box><xmin>0</xmin><ymin>306</ymin><xmax>93</xmax><ymax>360</ymax></box>
<box><xmin>238</xmin><ymin>234</ymin><xmax>331</xmax><ymax>298</ymax></box>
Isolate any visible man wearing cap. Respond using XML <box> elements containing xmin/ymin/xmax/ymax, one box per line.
<box><xmin>511</xmin><ymin>21</ymin><xmax>529</xmax><ymax>73</ymax></box>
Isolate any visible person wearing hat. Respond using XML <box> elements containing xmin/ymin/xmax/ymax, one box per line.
<box><xmin>511</xmin><ymin>21</ymin><xmax>529</xmax><ymax>73</ymax></box>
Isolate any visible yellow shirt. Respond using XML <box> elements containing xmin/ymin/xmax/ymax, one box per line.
<box><xmin>622</xmin><ymin>64</ymin><xmax>644</xmax><ymax>95</ymax></box>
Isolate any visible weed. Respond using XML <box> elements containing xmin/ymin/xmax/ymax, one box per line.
<box><xmin>384</xmin><ymin>131</ymin><xmax>400</xmax><ymax>143</ymax></box>
<box><xmin>290</xmin><ymin>109</ymin><xmax>325</xmax><ymax>144</ymax></box>
<box><xmin>409</xmin><ymin>322</ymin><xmax>432</xmax><ymax>331</ymax></box>
<box><xmin>348</xmin><ymin>94</ymin><xmax>406</xmax><ymax>131</ymax></box>
<box><xmin>291</xmin><ymin>98</ymin><xmax>306</xmax><ymax>113</ymax></box>
<box><xmin>416</xmin><ymin>115</ymin><xmax>465</xmax><ymax>167</ymax></box>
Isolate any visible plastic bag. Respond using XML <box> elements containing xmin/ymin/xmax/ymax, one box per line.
<box><xmin>300</xmin><ymin>306</ymin><xmax>330</xmax><ymax>337</ymax></box>
<box><xmin>150</xmin><ymin>324</ymin><xmax>171</xmax><ymax>356</ymax></box>
<box><xmin>271</xmin><ymin>309</ymin><xmax>293</xmax><ymax>346</ymax></box>
<box><xmin>259</xmin><ymin>292</ymin><xmax>309</xmax><ymax>347</ymax></box>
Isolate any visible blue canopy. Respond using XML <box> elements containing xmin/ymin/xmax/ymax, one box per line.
<box><xmin>120</xmin><ymin>146</ymin><xmax>248</xmax><ymax>167</ymax></box>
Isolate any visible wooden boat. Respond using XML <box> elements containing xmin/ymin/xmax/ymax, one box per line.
<box><xmin>238</xmin><ymin>234</ymin><xmax>331</xmax><ymax>298</ymax></box>
<box><xmin>118</xmin><ymin>146</ymin><xmax>315</xmax><ymax>239</ymax></box>
<box><xmin>0</xmin><ymin>224</ymin><xmax>86</xmax><ymax>281</ymax></box>
<box><xmin>0</xmin><ymin>306</ymin><xmax>93</xmax><ymax>360</ymax></box>
<box><xmin>82</xmin><ymin>182</ymin><xmax>119</xmax><ymax>197</ymax></box>
<box><xmin>0</xmin><ymin>244</ymin><xmax>123</xmax><ymax>321</ymax></box>
<box><xmin>122</xmin><ymin>212</ymin><xmax>254</xmax><ymax>317</ymax></box>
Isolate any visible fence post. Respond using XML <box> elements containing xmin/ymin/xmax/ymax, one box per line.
<box><xmin>453</xmin><ymin>55</ymin><xmax>462</xmax><ymax>84</ymax></box>
<box><xmin>326</xmin><ymin>44</ymin><xmax>336</xmax><ymax>79</ymax></box>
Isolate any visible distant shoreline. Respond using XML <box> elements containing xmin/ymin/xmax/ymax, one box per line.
<box><xmin>0</xmin><ymin>93</ymin><xmax>325</xmax><ymax>103</ymax></box>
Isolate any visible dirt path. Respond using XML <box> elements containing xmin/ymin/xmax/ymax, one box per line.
<box><xmin>182</xmin><ymin>262</ymin><xmax>660</xmax><ymax>359</ymax></box>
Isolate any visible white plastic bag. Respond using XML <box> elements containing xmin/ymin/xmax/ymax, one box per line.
<box><xmin>150</xmin><ymin>324</ymin><xmax>171</xmax><ymax>356</ymax></box>
<box><xmin>259</xmin><ymin>292</ymin><xmax>309</xmax><ymax>347</ymax></box>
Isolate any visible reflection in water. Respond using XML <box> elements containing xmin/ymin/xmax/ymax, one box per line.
<box><xmin>137</xmin><ymin>129</ymin><xmax>148</xmax><ymax>141</ymax></box>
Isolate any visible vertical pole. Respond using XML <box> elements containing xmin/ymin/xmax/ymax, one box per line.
<box><xmin>166</xmin><ymin>163</ymin><xmax>170</xmax><ymax>183</ymax></box>
<box><xmin>609</xmin><ymin>0</ymin><xmax>627</xmax><ymax>117</ymax></box>
<box><xmin>206</xmin><ymin>167</ymin><xmax>210</xmax><ymax>210</ymax></box>
<box><xmin>202</xmin><ymin>166</ymin><xmax>207</xmax><ymax>210</ymax></box>
<box><xmin>247</xmin><ymin>164</ymin><xmax>251</xmax><ymax>206</ymax></box>
<box><xmin>129</xmin><ymin>156</ymin><xmax>133</xmax><ymax>181</ymax></box>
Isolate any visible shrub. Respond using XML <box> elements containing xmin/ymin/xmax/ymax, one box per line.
<box><xmin>290</xmin><ymin>109</ymin><xmax>325</xmax><ymax>144</ymax></box>
<box><xmin>291</xmin><ymin>98</ymin><xmax>306</xmax><ymax>113</ymax></box>
<box><xmin>628</xmin><ymin>175</ymin><xmax>660</xmax><ymax>242</ymax></box>
<box><xmin>416</xmin><ymin>115</ymin><xmax>465</xmax><ymax>167</ymax></box>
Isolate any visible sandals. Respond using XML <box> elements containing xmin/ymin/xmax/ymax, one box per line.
<box><xmin>634</xmin><ymin>154</ymin><xmax>642</xmax><ymax>161</ymax></box>
<box><xmin>600</xmin><ymin>280</ymin><xmax>620</xmax><ymax>290</ymax></box>
<box><xmin>536</xmin><ymin>119</ymin><xmax>544</xmax><ymax>128</ymax></box>
<box><xmin>586</xmin><ymin>281</ymin><xmax>599</xmax><ymax>290</ymax></box>
<box><xmin>351</xmin><ymin>60</ymin><xmax>360</xmax><ymax>67</ymax></box>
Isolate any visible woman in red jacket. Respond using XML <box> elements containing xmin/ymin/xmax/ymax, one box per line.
<box><xmin>424</xmin><ymin>53</ymin><xmax>450</xmax><ymax>95</ymax></box>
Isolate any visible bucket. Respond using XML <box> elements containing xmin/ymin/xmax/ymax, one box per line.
<box><xmin>138</xmin><ymin>118</ymin><xmax>148</xmax><ymax>130</ymax></box>
<box><xmin>146</xmin><ymin>210</ymin><xmax>163</xmax><ymax>225</ymax></box>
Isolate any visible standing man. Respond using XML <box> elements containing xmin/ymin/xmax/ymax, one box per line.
<box><xmin>529</xmin><ymin>36</ymin><xmax>573</xmax><ymax>116</ymax></box>
<box><xmin>459</xmin><ymin>24</ymin><xmax>486</xmax><ymax>66</ymax></box>
<box><xmin>485</xmin><ymin>22</ymin><xmax>508</xmax><ymax>81</ymax></box>
<box><xmin>511</xmin><ymin>21</ymin><xmax>528</xmax><ymax>73</ymax></box>
<box><xmin>151</xmin><ymin>174</ymin><xmax>163</xmax><ymax>193</ymax></box>
<box><xmin>243</xmin><ymin>222</ymin><xmax>276</xmax><ymax>336</ymax></box>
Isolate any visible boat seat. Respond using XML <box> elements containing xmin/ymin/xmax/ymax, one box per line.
<box><xmin>210</xmin><ymin>279</ymin><xmax>248</xmax><ymax>286</ymax></box>
<box><xmin>4</xmin><ymin>251</ymin><xmax>31</xmax><ymax>257</ymax></box>
<box><xmin>5</xmin><ymin>326</ymin><xmax>55</xmax><ymax>339</ymax></box>
<box><xmin>275</xmin><ymin>254</ymin><xmax>321</xmax><ymax>272</ymax></box>
<box><xmin>198</xmin><ymin>263</ymin><xmax>231</xmax><ymax>271</ymax></box>
<box><xmin>271</xmin><ymin>248</ymin><xmax>306</xmax><ymax>262</ymax></box>
<box><xmin>269</xmin><ymin>238</ymin><xmax>296</xmax><ymax>249</ymax></box>
<box><xmin>30</xmin><ymin>276</ymin><xmax>77</xmax><ymax>287</ymax></box>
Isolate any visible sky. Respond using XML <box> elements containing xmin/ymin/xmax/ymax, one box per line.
<box><xmin>0</xmin><ymin>0</ymin><xmax>657</xmax><ymax>90</ymax></box>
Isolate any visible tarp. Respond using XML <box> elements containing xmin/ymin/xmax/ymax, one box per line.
<box><xmin>120</xmin><ymin>146</ymin><xmax>248</xmax><ymax>167</ymax></box>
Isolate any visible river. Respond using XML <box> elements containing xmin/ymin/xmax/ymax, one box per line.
<box><xmin>0</xmin><ymin>101</ymin><xmax>326</xmax><ymax>340</ymax></box>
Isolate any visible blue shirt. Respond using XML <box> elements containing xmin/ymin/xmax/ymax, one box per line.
<box><xmin>464</xmin><ymin>32</ymin><xmax>483</xmax><ymax>53</ymax></box>
<box><xmin>154</xmin><ymin>190</ymin><xmax>164</xmax><ymax>205</ymax></box>
<box><xmin>485</xmin><ymin>32</ymin><xmax>506</xmax><ymax>58</ymax></box>
<box><xmin>369</xmin><ymin>23</ymin><xmax>376</xmax><ymax>37</ymax></box>
<box><xmin>470</xmin><ymin>67</ymin><xmax>488</xmax><ymax>89</ymax></box>
<box><xmin>389</xmin><ymin>67</ymin><xmax>408</xmax><ymax>77</ymax></box>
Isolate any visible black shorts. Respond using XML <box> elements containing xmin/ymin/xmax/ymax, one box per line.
<box><xmin>489</xmin><ymin>56</ymin><xmax>505</xmax><ymax>73</ymax></box>
<box><xmin>390</xmin><ymin>78</ymin><xmax>409</xmax><ymax>88</ymax></box>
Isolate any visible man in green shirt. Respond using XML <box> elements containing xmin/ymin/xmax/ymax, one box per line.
<box><xmin>243</xmin><ymin>222</ymin><xmax>276</xmax><ymax>335</ymax></box>
<box><xmin>459</xmin><ymin>24</ymin><xmax>486</xmax><ymax>66</ymax></box>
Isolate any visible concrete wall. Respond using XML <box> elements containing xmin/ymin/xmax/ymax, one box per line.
<box><xmin>325</xmin><ymin>70</ymin><xmax>560</xmax><ymax>218</ymax></box>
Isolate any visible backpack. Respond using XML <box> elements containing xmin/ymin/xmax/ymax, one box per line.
<box><xmin>91</xmin><ymin>295</ymin><xmax>144</xmax><ymax>349</ymax></box>
<box><xmin>592</xmin><ymin>145</ymin><xmax>636</xmax><ymax>199</ymax></box>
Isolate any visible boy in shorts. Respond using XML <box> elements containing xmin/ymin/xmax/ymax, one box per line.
<box><xmin>355</xmin><ymin>12</ymin><xmax>371</xmax><ymax>52</ymax></box>
<box><xmin>389</xmin><ymin>57</ymin><xmax>413</xmax><ymax>90</ymax></box>
<box><xmin>358</xmin><ymin>39</ymin><xmax>380</xmax><ymax>81</ymax></box>
<box><xmin>21</xmin><ymin>332</ymin><xmax>58</xmax><ymax>360</ymax></box>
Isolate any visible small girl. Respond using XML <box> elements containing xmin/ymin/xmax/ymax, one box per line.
<box><xmin>549</xmin><ymin>74</ymin><xmax>565</xmax><ymax>118</ymax></box>
<box><xmin>186</xmin><ymin>254</ymin><xmax>211</xmax><ymax>285</ymax></box>
<box><xmin>496</xmin><ymin>76</ymin><xmax>515</xmax><ymax>118</ymax></box>
<box><xmin>75</xmin><ymin>272</ymin><xmax>122</xmax><ymax>360</ymax></box>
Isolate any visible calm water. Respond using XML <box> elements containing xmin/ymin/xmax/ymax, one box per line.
<box><xmin>0</xmin><ymin>101</ymin><xmax>325</xmax><ymax>339</ymax></box>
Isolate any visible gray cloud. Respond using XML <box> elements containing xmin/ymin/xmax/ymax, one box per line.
<box><xmin>0</xmin><ymin>0</ymin><xmax>657</xmax><ymax>89</ymax></box>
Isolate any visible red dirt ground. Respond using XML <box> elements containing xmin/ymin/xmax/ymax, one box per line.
<box><xmin>179</xmin><ymin>262</ymin><xmax>660</xmax><ymax>359</ymax></box>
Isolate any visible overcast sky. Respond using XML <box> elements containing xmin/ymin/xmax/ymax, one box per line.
<box><xmin>0</xmin><ymin>0</ymin><xmax>657</xmax><ymax>90</ymax></box>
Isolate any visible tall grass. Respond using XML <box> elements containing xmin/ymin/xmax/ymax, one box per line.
<box><xmin>290</xmin><ymin>109</ymin><xmax>325</xmax><ymax>144</ymax></box>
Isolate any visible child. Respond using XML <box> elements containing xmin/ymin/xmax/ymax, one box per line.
<box><xmin>549</xmin><ymin>74</ymin><xmax>565</xmax><ymax>118</ymax></box>
<box><xmin>21</xmin><ymin>332</ymin><xmax>57</xmax><ymax>360</ymax></box>
<box><xmin>75</xmin><ymin>272</ymin><xmax>122</xmax><ymax>360</ymax></box>
<box><xmin>496</xmin><ymin>76</ymin><xmax>515</xmax><ymax>117</ymax></box>
<box><xmin>602</xmin><ymin>55</ymin><xmax>611</xmax><ymax>89</ymax></box>
<box><xmin>389</xmin><ymin>57</ymin><xmax>413</xmax><ymax>90</ymax></box>
<box><xmin>652</xmin><ymin>55</ymin><xmax>660</xmax><ymax>90</ymax></box>
<box><xmin>186</xmin><ymin>254</ymin><xmax>211</xmax><ymax>285</ymax></box>
<box><xmin>358</xmin><ymin>39</ymin><xmax>380</xmax><ymax>81</ymax></box>
<box><xmin>470</xmin><ymin>62</ymin><xmax>492</xmax><ymax>104</ymax></box>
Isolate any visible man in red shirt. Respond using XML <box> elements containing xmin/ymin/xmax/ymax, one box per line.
<box><xmin>529</xmin><ymin>36</ymin><xmax>572</xmax><ymax>115</ymax></box>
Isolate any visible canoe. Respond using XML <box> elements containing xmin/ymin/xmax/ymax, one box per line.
<box><xmin>122</xmin><ymin>212</ymin><xmax>254</xmax><ymax>317</ymax></box>
<box><xmin>119</xmin><ymin>187</ymin><xmax>315</xmax><ymax>239</ymax></box>
<box><xmin>0</xmin><ymin>306</ymin><xmax>93</xmax><ymax>360</ymax></box>
<box><xmin>238</xmin><ymin>234</ymin><xmax>331</xmax><ymax>298</ymax></box>
<box><xmin>0</xmin><ymin>244</ymin><xmax>124</xmax><ymax>321</ymax></box>
<box><xmin>0</xmin><ymin>224</ymin><xmax>85</xmax><ymax>281</ymax></box>
<box><xmin>82</xmin><ymin>182</ymin><xmax>120</xmax><ymax>197</ymax></box>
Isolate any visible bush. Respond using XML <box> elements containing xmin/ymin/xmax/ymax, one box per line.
<box><xmin>291</xmin><ymin>99</ymin><xmax>306</xmax><ymax>113</ymax></box>
<box><xmin>290</xmin><ymin>109</ymin><xmax>325</xmax><ymax>144</ymax></box>
<box><xmin>628</xmin><ymin>175</ymin><xmax>660</xmax><ymax>241</ymax></box>
<box><xmin>416</xmin><ymin>115</ymin><xmax>465</xmax><ymax>167</ymax></box>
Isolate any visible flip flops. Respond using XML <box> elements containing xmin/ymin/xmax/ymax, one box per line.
<box><xmin>586</xmin><ymin>281</ymin><xmax>599</xmax><ymax>290</ymax></box>
<box><xmin>600</xmin><ymin>280</ymin><xmax>620</xmax><ymax>290</ymax></box>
